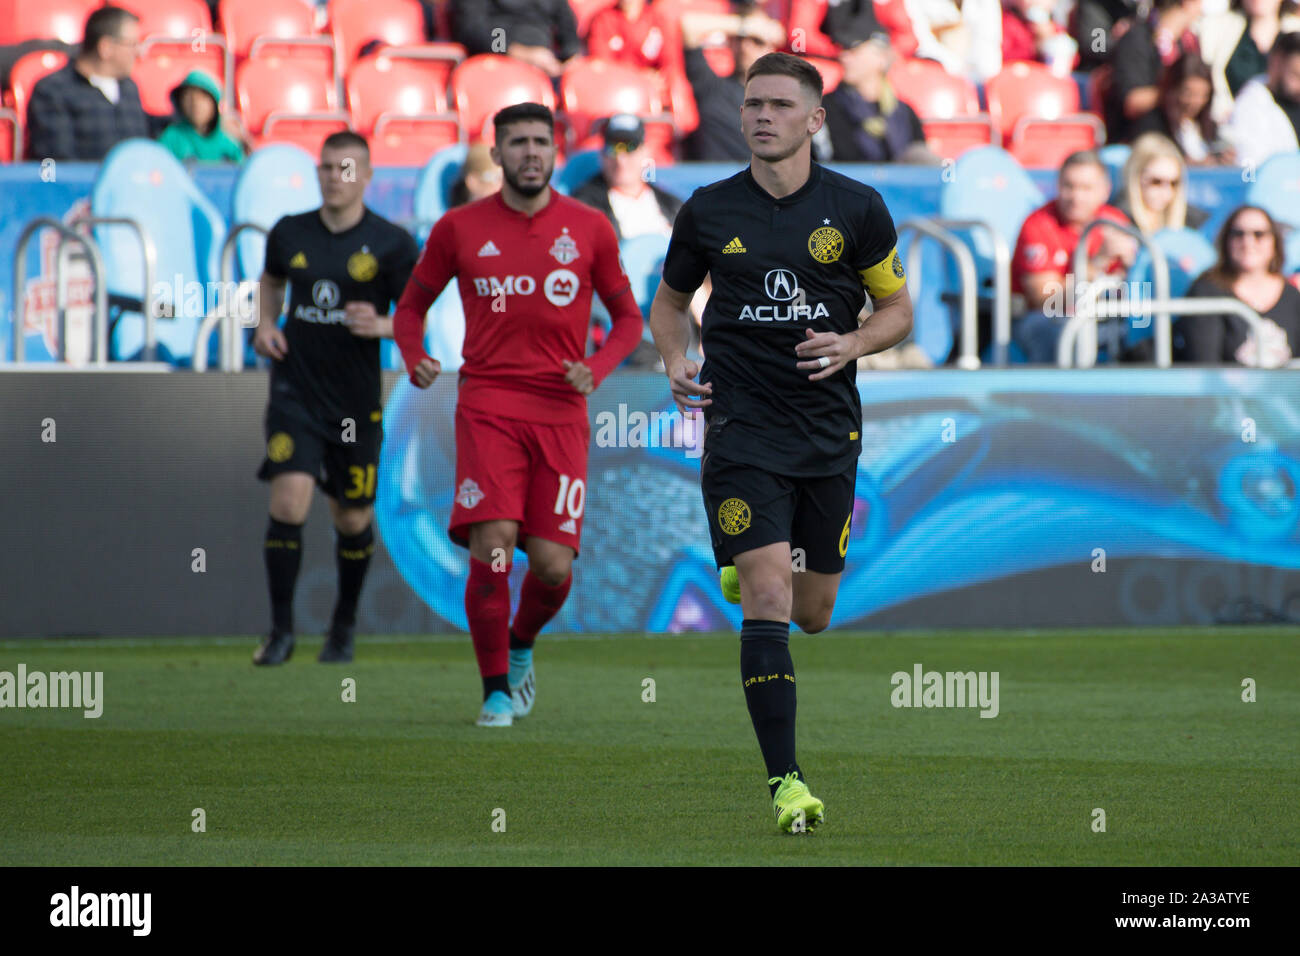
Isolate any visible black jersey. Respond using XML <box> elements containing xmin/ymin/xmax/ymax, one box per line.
<box><xmin>662</xmin><ymin>163</ymin><xmax>906</xmax><ymax>477</ymax></box>
<box><xmin>264</xmin><ymin>208</ymin><xmax>418</xmax><ymax>426</ymax></box>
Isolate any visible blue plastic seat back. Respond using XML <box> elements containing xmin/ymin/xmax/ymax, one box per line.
<box><xmin>1245</xmin><ymin>151</ymin><xmax>1300</xmax><ymax>228</ymax></box>
<box><xmin>382</xmin><ymin>282</ymin><xmax>466</xmax><ymax>371</ymax></box>
<box><xmin>1126</xmin><ymin>227</ymin><xmax>1217</xmax><ymax>346</ymax></box>
<box><xmin>554</xmin><ymin>149</ymin><xmax>602</xmax><ymax>196</ymax></box>
<box><xmin>1098</xmin><ymin>143</ymin><xmax>1131</xmax><ymax>195</ymax></box>
<box><xmin>412</xmin><ymin>144</ymin><xmax>468</xmax><ymax>231</ymax></box>
<box><xmin>618</xmin><ymin>234</ymin><xmax>670</xmax><ymax>317</ymax></box>
<box><xmin>91</xmin><ymin>138</ymin><xmax>226</xmax><ymax>364</ymax></box>
<box><xmin>939</xmin><ymin>146</ymin><xmax>1045</xmax><ymax>271</ymax></box>
<box><xmin>232</xmin><ymin>144</ymin><xmax>322</xmax><ymax>280</ymax></box>
<box><xmin>1286</xmin><ymin>230</ymin><xmax>1300</xmax><ymax>275</ymax></box>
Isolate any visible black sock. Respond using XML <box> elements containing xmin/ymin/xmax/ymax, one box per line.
<box><xmin>508</xmin><ymin>628</ymin><xmax>531</xmax><ymax>651</ymax></box>
<box><xmin>739</xmin><ymin>619</ymin><xmax>802</xmax><ymax>796</ymax></box>
<box><xmin>265</xmin><ymin>517</ymin><xmax>303</xmax><ymax>633</ymax></box>
<box><xmin>332</xmin><ymin>524</ymin><xmax>375</xmax><ymax>628</ymax></box>
<box><xmin>483</xmin><ymin>673</ymin><xmax>510</xmax><ymax>700</ymax></box>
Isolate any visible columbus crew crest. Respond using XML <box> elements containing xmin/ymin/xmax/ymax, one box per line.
<box><xmin>808</xmin><ymin>226</ymin><xmax>844</xmax><ymax>263</ymax></box>
<box><xmin>267</xmin><ymin>432</ymin><xmax>294</xmax><ymax>463</ymax></box>
<box><xmin>347</xmin><ymin>247</ymin><xmax>379</xmax><ymax>281</ymax></box>
<box><xmin>718</xmin><ymin>497</ymin><xmax>752</xmax><ymax>536</ymax></box>
<box><xmin>550</xmin><ymin>228</ymin><xmax>579</xmax><ymax>265</ymax></box>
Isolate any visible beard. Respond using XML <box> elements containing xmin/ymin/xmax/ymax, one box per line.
<box><xmin>503</xmin><ymin>162</ymin><xmax>552</xmax><ymax>197</ymax></box>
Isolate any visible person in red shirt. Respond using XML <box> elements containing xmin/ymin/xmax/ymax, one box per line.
<box><xmin>1012</xmin><ymin>150</ymin><xmax>1137</xmax><ymax>362</ymax></box>
<box><xmin>393</xmin><ymin>103</ymin><xmax>643</xmax><ymax>727</ymax></box>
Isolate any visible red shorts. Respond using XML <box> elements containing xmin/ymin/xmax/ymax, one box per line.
<box><xmin>450</xmin><ymin>403</ymin><xmax>590</xmax><ymax>555</ymax></box>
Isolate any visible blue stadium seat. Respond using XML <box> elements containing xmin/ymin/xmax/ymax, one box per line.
<box><xmin>381</xmin><ymin>283</ymin><xmax>465</xmax><ymax>372</ymax></box>
<box><xmin>91</xmin><ymin>139</ymin><xmax>227</xmax><ymax>366</ymax></box>
<box><xmin>1244</xmin><ymin>150</ymin><xmax>1300</xmax><ymax>229</ymax></box>
<box><xmin>231</xmin><ymin>144</ymin><xmax>323</xmax><ymax>281</ymax></box>
<box><xmin>618</xmin><ymin>234</ymin><xmax>670</xmax><ymax>317</ymax></box>
<box><xmin>1099</xmin><ymin>143</ymin><xmax>1131</xmax><ymax>195</ymax></box>
<box><xmin>1285</xmin><ymin>230</ymin><xmax>1300</xmax><ymax>276</ymax></box>
<box><xmin>554</xmin><ymin>149</ymin><xmax>601</xmax><ymax>196</ymax></box>
<box><xmin>412</xmin><ymin>143</ymin><xmax>468</xmax><ymax>234</ymax></box>
<box><xmin>1126</xmin><ymin>227</ymin><xmax>1217</xmax><ymax>351</ymax></box>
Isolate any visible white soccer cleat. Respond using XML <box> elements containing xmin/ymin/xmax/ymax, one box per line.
<box><xmin>476</xmin><ymin>690</ymin><xmax>514</xmax><ymax>727</ymax></box>
<box><xmin>508</xmin><ymin>649</ymin><xmax>535</xmax><ymax>718</ymax></box>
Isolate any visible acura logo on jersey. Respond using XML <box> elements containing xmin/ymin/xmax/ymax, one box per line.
<box><xmin>544</xmin><ymin>269</ymin><xmax>580</xmax><ymax>306</ymax></box>
<box><xmin>312</xmin><ymin>280</ymin><xmax>340</xmax><ymax>308</ymax></box>
<box><xmin>738</xmin><ymin>302</ymin><xmax>830</xmax><ymax>322</ymax></box>
<box><xmin>472</xmin><ymin>275</ymin><xmax>536</xmax><ymax>297</ymax></box>
<box><xmin>764</xmin><ymin>269</ymin><xmax>800</xmax><ymax>301</ymax></box>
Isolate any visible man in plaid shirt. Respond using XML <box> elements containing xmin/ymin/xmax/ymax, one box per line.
<box><xmin>26</xmin><ymin>5</ymin><xmax>163</xmax><ymax>161</ymax></box>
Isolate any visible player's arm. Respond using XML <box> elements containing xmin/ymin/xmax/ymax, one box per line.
<box><xmin>652</xmin><ymin>201</ymin><xmax>712</xmax><ymax>410</ymax></box>
<box><xmin>392</xmin><ymin>219</ymin><xmax>455</xmax><ymax>388</ymax></box>
<box><xmin>570</xmin><ymin>217</ymin><xmax>643</xmax><ymax>395</ymax></box>
<box><xmin>253</xmin><ymin>219</ymin><xmax>291</xmax><ymax>361</ymax></box>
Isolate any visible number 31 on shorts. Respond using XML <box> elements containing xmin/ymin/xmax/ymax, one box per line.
<box><xmin>554</xmin><ymin>474</ymin><xmax>586</xmax><ymax>518</ymax></box>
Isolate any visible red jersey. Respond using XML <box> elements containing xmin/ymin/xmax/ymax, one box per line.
<box><xmin>393</xmin><ymin>190</ymin><xmax>643</xmax><ymax>424</ymax></box>
<box><xmin>1012</xmin><ymin>200</ymin><xmax>1130</xmax><ymax>295</ymax></box>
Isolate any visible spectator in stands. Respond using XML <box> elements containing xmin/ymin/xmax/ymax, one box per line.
<box><xmin>572</xmin><ymin>114</ymin><xmax>682</xmax><ymax>240</ymax></box>
<box><xmin>588</xmin><ymin>0</ymin><xmax>682</xmax><ymax>73</ymax></box>
<box><xmin>1002</xmin><ymin>0</ymin><xmax>1078</xmax><ymax>72</ymax></box>
<box><xmin>1012</xmin><ymin>150</ymin><xmax>1137</xmax><ymax>362</ymax></box>
<box><xmin>450</xmin><ymin>0</ymin><xmax>579</xmax><ymax>78</ymax></box>
<box><xmin>1115</xmin><ymin>132</ymin><xmax>1210</xmax><ymax>235</ymax></box>
<box><xmin>678</xmin><ymin>3</ymin><xmax>785</xmax><ymax>161</ymax></box>
<box><xmin>1221</xmin><ymin>29</ymin><xmax>1300</xmax><ymax>165</ymax></box>
<box><xmin>25</xmin><ymin>5</ymin><xmax>162</xmax><ymax>161</ymax></box>
<box><xmin>1129</xmin><ymin>53</ymin><xmax>1234</xmax><ymax>163</ymax></box>
<box><xmin>157</xmin><ymin>71</ymin><xmax>247</xmax><ymax>163</ymax></box>
<box><xmin>449</xmin><ymin>143</ymin><xmax>503</xmax><ymax>207</ymax></box>
<box><xmin>1177</xmin><ymin>205</ymin><xmax>1300</xmax><ymax>363</ymax></box>
<box><xmin>814</xmin><ymin>26</ymin><xmax>939</xmax><ymax>162</ymax></box>
<box><xmin>787</xmin><ymin>0</ymin><xmax>920</xmax><ymax>59</ymax></box>
<box><xmin>905</xmin><ymin>0</ymin><xmax>1004</xmax><ymax>82</ymax></box>
<box><xmin>1073</xmin><ymin>0</ymin><xmax>1139</xmax><ymax>70</ymax></box>
<box><xmin>1105</xmin><ymin>0</ymin><xmax>1204</xmax><ymax>144</ymax></box>
<box><xmin>1199</xmin><ymin>1</ymin><xmax>1300</xmax><ymax>121</ymax></box>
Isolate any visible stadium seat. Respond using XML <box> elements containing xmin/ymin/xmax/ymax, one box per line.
<box><xmin>0</xmin><ymin>108</ymin><xmax>17</xmax><ymax>162</ymax></box>
<box><xmin>558</xmin><ymin>57</ymin><xmax>675</xmax><ymax>162</ymax></box>
<box><xmin>88</xmin><ymin>138</ymin><xmax>226</xmax><ymax>365</ymax></box>
<box><xmin>1245</xmin><ymin>151</ymin><xmax>1300</xmax><ymax>229</ymax></box>
<box><xmin>1286</xmin><ymin>230</ymin><xmax>1300</xmax><ymax>276</ymax></box>
<box><xmin>888</xmin><ymin>57</ymin><xmax>981</xmax><ymax>120</ymax></box>
<box><xmin>236</xmin><ymin>56</ymin><xmax>349</xmax><ymax>151</ymax></box>
<box><xmin>920</xmin><ymin>118</ymin><xmax>996</xmax><ymax>161</ymax></box>
<box><xmin>328</xmin><ymin>0</ymin><xmax>424</xmax><ymax>70</ymax></box>
<box><xmin>939</xmin><ymin>146</ymin><xmax>1044</xmax><ymax>268</ymax></box>
<box><xmin>618</xmin><ymin>234</ymin><xmax>670</xmax><ymax>318</ymax></box>
<box><xmin>554</xmin><ymin>149</ymin><xmax>602</xmax><ymax>196</ymax></box>
<box><xmin>116</xmin><ymin>0</ymin><xmax>212</xmax><ymax>41</ymax></box>
<box><xmin>1126</xmin><ymin>227</ymin><xmax>1217</xmax><ymax>353</ymax></box>
<box><xmin>1099</xmin><ymin>142</ymin><xmax>1131</xmax><ymax>192</ymax></box>
<box><xmin>411</xmin><ymin>142</ymin><xmax>468</xmax><ymax>231</ymax></box>
<box><xmin>132</xmin><ymin>41</ymin><xmax>228</xmax><ymax>116</ymax></box>
<box><xmin>347</xmin><ymin>51</ymin><xmax>461</xmax><ymax>166</ymax></box>
<box><xmin>219</xmin><ymin>0</ymin><xmax>319</xmax><ymax>60</ymax></box>
<box><xmin>450</xmin><ymin>55</ymin><xmax>556</xmax><ymax>145</ymax></box>
<box><xmin>230</xmin><ymin>143</ymin><xmax>323</xmax><ymax>282</ymax></box>
<box><xmin>1008</xmin><ymin>115</ymin><xmax>1105</xmax><ymax>168</ymax></box>
<box><xmin>5</xmin><ymin>50</ymin><xmax>68</xmax><ymax>159</ymax></box>
<box><xmin>985</xmin><ymin>62</ymin><xmax>1080</xmax><ymax>143</ymax></box>
<box><xmin>1</xmin><ymin>0</ymin><xmax>98</xmax><ymax>46</ymax></box>
<box><xmin>805</xmin><ymin>56</ymin><xmax>843</xmax><ymax>94</ymax></box>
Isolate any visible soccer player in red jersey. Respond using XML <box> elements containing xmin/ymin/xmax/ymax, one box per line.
<box><xmin>392</xmin><ymin>103</ymin><xmax>644</xmax><ymax>726</ymax></box>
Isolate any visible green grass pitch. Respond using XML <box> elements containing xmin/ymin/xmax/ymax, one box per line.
<box><xmin>1</xmin><ymin>628</ymin><xmax>1296</xmax><ymax>866</ymax></box>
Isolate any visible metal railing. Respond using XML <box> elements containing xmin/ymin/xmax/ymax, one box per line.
<box><xmin>12</xmin><ymin>218</ymin><xmax>108</xmax><ymax>366</ymax></box>
<box><xmin>70</xmin><ymin>214</ymin><xmax>158</xmax><ymax>361</ymax></box>
<box><xmin>1070</xmin><ymin>218</ymin><xmax>1169</xmax><ymax>367</ymax></box>
<box><xmin>898</xmin><ymin>218</ymin><xmax>980</xmax><ymax>369</ymax></box>
<box><xmin>1059</xmin><ymin>295</ymin><xmax>1273</xmax><ymax>367</ymax></box>
<box><xmin>931</xmin><ymin>217</ymin><xmax>1013</xmax><ymax>366</ymax></box>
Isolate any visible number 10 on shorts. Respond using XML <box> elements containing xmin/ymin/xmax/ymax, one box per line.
<box><xmin>553</xmin><ymin>474</ymin><xmax>586</xmax><ymax>518</ymax></box>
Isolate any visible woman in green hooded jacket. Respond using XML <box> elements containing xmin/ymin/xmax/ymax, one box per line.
<box><xmin>157</xmin><ymin>69</ymin><xmax>247</xmax><ymax>163</ymax></box>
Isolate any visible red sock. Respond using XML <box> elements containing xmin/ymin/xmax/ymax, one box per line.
<box><xmin>465</xmin><ymin>556</ymin><xmax>510</xmax><ymax>678</ymax></box>
<box><xmin>511</xmin><ymin>571</ymin><xmax>572</xmax><ymax>645</ymax></box>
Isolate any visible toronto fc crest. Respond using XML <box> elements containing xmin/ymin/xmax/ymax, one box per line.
<box><xmin>549</xmin><ymin>229</ymin><xmax>579</xmax><ymax>265</ymax></box>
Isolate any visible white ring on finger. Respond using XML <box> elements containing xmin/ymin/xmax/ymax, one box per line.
<box><xmin>818</xmin><ymin>356</ymin><xmax>831</xmax><ymax>369</ymax></box>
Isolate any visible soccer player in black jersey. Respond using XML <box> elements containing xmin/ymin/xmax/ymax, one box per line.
<box><xmin>649</xmin><ymin>52</ymin><xmax>914</xmax><ymax>832</ymax></box>
<box><xmin>251</xmin><ymin>131</ymin><xmax>418</xmax><ymax>666</ymax></box>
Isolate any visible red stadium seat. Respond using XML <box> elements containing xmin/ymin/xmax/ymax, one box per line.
<box><xmin>219</xmin><ymin>0</ymin><xmax>318</xmax><ymax>60</ymax></box>
<box><xmin>133</xmin><ymin>40</ymin><xmax>229</xmax><ymax>116</ymax></box>
<box><xmin>887</xmin><ymin>57</ymin><xmax>980</xmax><ymax>120</ymax></box>
<box><xmin>116</xmin><ymin>0</ymin><xmax>212</xmax><ymax>41</ymax></box>
<box><xmin>921</xmin><ymin>117</ymin><xmax>996</xmax><ymax>160</ymax></box>
<box><xmin>328</xmin><ymin>0</ymin><xmax>424</xmax><ymax>70</ymax></box>
<box><xmin>369</xmin><ymin>115</ymin><xmax>461</xmax><ymax>166</ymax></box>
<box><xmin>804</xmin><ymin>55</ymin><xmax>842</xmax><ymax>94</ymax></box>
<box><xmin>985</xmin><ymin>61</ymin><xmax>1079</xmax><ymax>142</ymax></box>
<box><xmin>236</xmin><ymin>56</ymin><xmax>347</xmax><ymax>149</ymax></box>
<box><xmin>0</xmin><ymin>108</ymin><xmax>17</xmax><ymax>162</ymax></box>
<box><xmin>1008</xmin><ymin>115</ymin><xmax>1106</xmax><ymax>167</ymax></box>
<box><xmin>1</xmin><ymin>0</ymin><xmax>98</xmax><ymax>46</ymax></box>
<box><xmin>559</xmin><ymin>57</ymin><xmax>668</xmax><ymax>143</ymax></box>
<box><xmin>347</xmin><ymin>53</ymin><xmax>452</xmax><ymax>131</ymax></box>
<box><xmin>451</xmin><ymin>54</ymin><xmax>556</xmax><ymax>144</ymax></box>
<box><xmin>5</xmin><ymin>50</ymin><xmax>69</xmax><ymax>159</ymax></box>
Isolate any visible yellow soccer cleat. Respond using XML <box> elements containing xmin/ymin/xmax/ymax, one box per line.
<box><xmin>720</xmin><ymin>565</ymin><xmax>741</xmax><ymax>604</ymax></box>
<box><xmin>769</xmin><ymin>772</ymin><xmax>825</xmax><ymax>834</ymax></box>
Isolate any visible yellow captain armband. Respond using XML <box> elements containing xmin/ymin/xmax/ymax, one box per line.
<box><xmin>858</xmin><ymin>246</ymin><xmax>907</xmax><ymax>299</ymax></box>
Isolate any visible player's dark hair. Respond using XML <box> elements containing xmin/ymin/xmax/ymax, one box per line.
<box><xmin>744</xmin><ymin>52</ymin><xmax>824</xmax><ymax>103</ymax></box>
<box><xmin>1059</xmin><ymin>149</ymin><xmax>1106</xmax><ymax>179</ymax></box>
<box><xmin>493</xmin><ymin>103</ymin><xmax>555</xmax><ymax>141</ymax></box>
<box><xmin>82</xmin><ymin>5</ymin><xmax>138</xmax><ymax>57</ymax></box>
<box><xmin>321</xmin><ymin>131</ymin><xmax>370</xmax><ymax>156</ymax></box>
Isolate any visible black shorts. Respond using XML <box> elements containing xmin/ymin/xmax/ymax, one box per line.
<box><xmin>701</xmin><ymin>452</ymin><xmax>855</xmax><ymax>574</ymax></box>
<box><xmin>256</xmin><ymin>395</ymin><xmax>383</xmax><ymax>506</ymax></box>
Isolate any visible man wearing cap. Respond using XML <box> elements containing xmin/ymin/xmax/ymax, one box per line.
<box><xmin>158</xmin><ymin>70</ymin><xmax>248</xmax><ymax>163</ymax></box>
<box><xmin>572</xmin><ymin>114</ymin><xmax>683</xmax><ymax>241</ymax></box>
<box><xmin>815</xmin><ymin>27</ymin><xmax>935</xmax><ymax>163</ymax></box>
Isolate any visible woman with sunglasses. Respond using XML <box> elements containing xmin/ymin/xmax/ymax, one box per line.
<box><xmin>1114</xmin><ymin>132</ymin><xmax>1209</xmax><ymax>237</ymax></box>
<box><xmin>1177</xmin><ymin>205</ymin><xmax>1300</xmax><ymax>365</ymax></box>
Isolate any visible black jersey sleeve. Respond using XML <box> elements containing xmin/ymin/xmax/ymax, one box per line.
<box><xmin>853</xmin><ymin>191</ymin><xmax>906</xmax><ymax>300</ymax></box>
<box><xmin>263</xmin><ymin>216</ymin><xmax>290</xmax><ymax>279</ymax></box>
<box><xmin>661</xmin><ymin>199</ymin><xmax>709</xmax><ymax>294</ymax></box>
<box><xmin>383</xmin><ymin>230</ymin><xmax>419</xmax><ymax>312</ymax></box>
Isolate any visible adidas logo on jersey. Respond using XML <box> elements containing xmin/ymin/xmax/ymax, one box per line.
<box><xmin>477</xmin><ymin>240</ymin><xmax>501</xmax><ymax>257</ymax></box>
<box><xmin>559</xmin><ymin>518</ymin><xmax>577</xmax><ymax>534</ymax></box>
<box><xmin>288</xmin><ymin>252</ymin><xmax>308</xmax><ymax>269</ymax></box>
<box><xmin>722</xmin><ymin>237</ymin><xmax>747</xmax><ymax>254</ymax></box>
